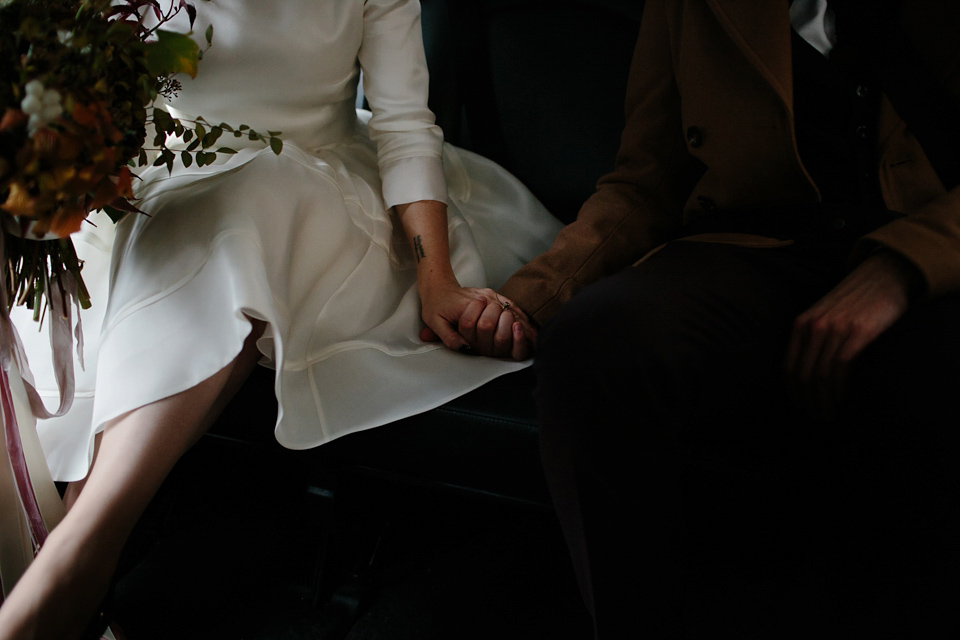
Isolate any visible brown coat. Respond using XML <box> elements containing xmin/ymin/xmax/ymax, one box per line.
<box><xmin>500</xmin><ymin>0</ymin><xmax>960</xmax><ymax>327</ymax></box>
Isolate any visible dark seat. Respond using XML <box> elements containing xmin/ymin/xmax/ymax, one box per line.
<box><xmin>207</xmin><ymin>0</ymin><xmax>642</xmax><ymax>507</ymax></box>
<box><xmin>197</xmin><ymin>4</ymin><xmax>644</xmax><ymax>634</ymax></box>
<box><xmin>422</xmin><ymin>0</ymin><xmax>644</xmax><ymax>223</ymax></box>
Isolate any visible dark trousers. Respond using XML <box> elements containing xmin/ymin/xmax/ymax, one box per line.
<box><xmin>535</xmin><ymin>240</ymin><xmax>960</xmax><ymax>639</ymax></box>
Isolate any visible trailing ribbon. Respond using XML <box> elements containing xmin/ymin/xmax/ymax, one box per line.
<box><xmin>0</xmin><ymin>228</ymin><xmax>75</xmax><ymax>601</ymax></box>
<box><xmin>0</xmin><ymin>361</ymin><xmax>67</xmax><ymax>603</ymax></box>
<box><xmin>1</xmin><ymin>230</ymin><xmax>80</xmax><ymax>422</ymax></box>
<box><xmin>0</xmin><ymin>365</ymin><xmax>33</xmax><ymax>603</ymax></box>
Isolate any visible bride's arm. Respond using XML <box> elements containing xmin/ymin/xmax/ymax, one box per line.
<box><xmin>358</xmin><ymin>1</ymin><xmax>528</xmax><ymax>359</ymax></box>
<box><xmin>395</xmin><ymin>200</ymin><xmax>526</xmax><ymax>358</ymax></box>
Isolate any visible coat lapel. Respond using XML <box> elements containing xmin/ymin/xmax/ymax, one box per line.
<box><xmin>704</xmin><ymin>0</ymin><xmax>795</xmax><ymax>111</ymax></box>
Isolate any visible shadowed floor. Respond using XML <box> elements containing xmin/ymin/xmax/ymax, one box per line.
<box><xmin>109</xmin><ymin>437</ymin><xmax>592</xmax><ymax>640</ymax></box>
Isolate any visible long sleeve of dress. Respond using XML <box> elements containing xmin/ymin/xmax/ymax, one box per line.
<box><xmin>359</xmin><ymin>0</ymin><xmax>447</xmax><ymax>208</ymax></box>
<box><xmin>24</xmin><ymin>0</ymin><xmax>561</xmax><ymax>481</ymax></box>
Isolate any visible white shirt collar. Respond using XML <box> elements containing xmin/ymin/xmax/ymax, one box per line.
<box><xmin>790</xmin><ymin>0</ymin><xmax>837</xmax><ymax>57</ymax></box>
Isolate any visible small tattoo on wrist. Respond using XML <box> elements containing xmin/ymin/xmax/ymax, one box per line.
<box><xmin>413</xmin><ymin>235</ymin><xmax>426</xmax><ymax>262</ymax></box>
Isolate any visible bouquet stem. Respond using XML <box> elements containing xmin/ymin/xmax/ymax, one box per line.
<box><xmin>3</xmin><ymin>230</ymin><xmax>90</xmax><ymax>325</ymax></box>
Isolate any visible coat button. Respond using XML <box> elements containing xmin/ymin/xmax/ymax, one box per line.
<box><xmin>855</xmin><ymin>125</ymin><xmax>868</xmax><ymax>139</ymax></box>
<box><xmin>686</xmin><ymin>126</ymin><xmax>703</xmax><ymax>148</ymax></box>
<box><xmin>832</xmin><ymin>218</ymin><xmax>846</xmax><ymax>230</ymax></box>
<box><xmin>855</xmin><ymin>84</ymin><xmax>869</xmax><ymax>99</ymax></box>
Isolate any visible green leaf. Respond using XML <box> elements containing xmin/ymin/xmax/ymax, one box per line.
<box><xmin>186</xmin><ymin>138</ymin><xmax>201</xmax><ymax>151</ymax></box>
<box><xmin>270</xmin><ymin>137</ymin><xmax>283</xmax><ymax>155</ymax></box>
<box><xmin>144</xmin><ymin>30</ymin><xmax>201</xmax><ymax>78</ymax></box>
<box><xmin>202</xmin><ymin>127</ymin><xmax>223</xmax><ymax>148</ymax></box>
<box><xmin>102</xmin><ymin>205</ymin><xmax>128</xmax><ymax>224</ymax></box>
<box><xmin>195</xmin><ymin>123</ymin><xmax>207</xmax><ymax>139</ymax></box>
<box><xmin>181</xmin><ymin>151</ymin><xmax>193</xmax><ymax>167</ymax></box>
<box><xmin>153</xmin><ymin>108</ymin><xmax>174</xmax><ymax>130</ymax></box>
<box><xmin>196</xmin><ymin>151</ymin><xmax>217</xmax><ymax>167</ymax></box>
<box><xmin>183</xmin><ymin>129</ymin><xmax>194</xmax><ymax>142</ymax></box>
<box><xmin>215</xmin><ymin>147</ymin><xmax>238</xmax><ymax>154</ymax></box>
<box><xmin>205</xmin><ymin>24</ymin><xmax>214</xmax><ymax>45</ymax></box>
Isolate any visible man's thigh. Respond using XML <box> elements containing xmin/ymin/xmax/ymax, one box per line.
<box><xmin>537</xmin><ymin>240</ymin><xmax>839</xmax><ymax>425</ymax></box>
<box><xmin>784</xmin><ymin>295</ymin><xmax>960</xmax><ymax>638</ymax></box>
<box><xmin>533</xmin><ymin>240</ymin><xmax>847</xmax><ymax>634</ymax></box>
<box><xmin>840</xmin><ymin>292</ymin><xmax>960</xmax><ymax>529</ymax></box>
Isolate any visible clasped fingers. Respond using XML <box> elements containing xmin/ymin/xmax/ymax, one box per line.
<box><xmin>457</xmin><ymin>292</ymin><xmax>534</xmax><ymax>360</ymax></box>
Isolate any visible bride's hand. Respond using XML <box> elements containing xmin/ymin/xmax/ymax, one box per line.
<box><xmin>419</xmin><ymin>284</ymin><xmax>533</xmax><ymax>360</ymax></box>
<box><xmin>419</xmin><ymin>283</ymin><xmax>498</xmax><ymax>351</ymax></box>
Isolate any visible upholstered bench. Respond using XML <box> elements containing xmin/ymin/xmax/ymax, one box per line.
<box><xmin>200</xmin><ymin>6</ymin><xmax>643</xmax><ymax>627</ymax></box>
<box><xmin>207</xmin><ymin>0</ymin><xmax>642</xmax><ymax>507</ymax></box>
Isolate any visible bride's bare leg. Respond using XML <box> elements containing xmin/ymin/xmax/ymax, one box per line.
<box><xmin>0</xmin><ymin>320</ymin><xmax>265</xmax><ymax>640</ymax></box>
<box><xmin>63</xmin><ymin>318</ymin><xmax>264</xmax><ymax>514</ymax></box>
<box><xmin>62</xmin><ymin>433</ymin><xmax>101</xmax><ymax>512</ymax></box>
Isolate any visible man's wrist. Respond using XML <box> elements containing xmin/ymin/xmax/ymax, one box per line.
<box><xmin>868</xmin><ymin>247</ymin><xmax>925</xmax><ymax>302</ymax></box>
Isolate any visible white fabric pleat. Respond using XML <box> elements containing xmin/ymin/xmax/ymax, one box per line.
<box><xmin>15</xmin><ymin>0</ymin><xmax>563</xmax><ymax>481</ymax></box>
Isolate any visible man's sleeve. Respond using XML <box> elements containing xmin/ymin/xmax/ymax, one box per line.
<box><xmin>852</xmin><ymin>3</ymin><xmax>960</xmax><ymax>299</ymax></box>
<box><xmin>499</xmin><ymin>0</ymin><xmax>691</xmax><ymax>327</ymax></box>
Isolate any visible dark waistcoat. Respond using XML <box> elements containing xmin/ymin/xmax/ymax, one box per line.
<box><xmin>790</xmin><ymin>26</ymin><xmax>883</xmax><ymax>209</ymax></box>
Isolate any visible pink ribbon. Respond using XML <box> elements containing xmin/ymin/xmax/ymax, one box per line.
<box><xmin>0</xmin><ymin>367</ymin><xmax>48</xmax><ymax>552</ymax></box>
<box><xmin>0</xmin><ymin>229</ymin><xmax>84</xmax><ymax>602</ymax></box>
<box><xmin>0</xmin><ymin>232</ymin><xmax>79</xmax><ymax>421</ymax></box>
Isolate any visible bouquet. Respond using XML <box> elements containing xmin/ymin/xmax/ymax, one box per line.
<box><xmin>0</xmin><ymin>0</ymin><xmax>281</xmax><ymax>321</ymax></box>
<box><xmin>0</xmin><ymin>0</ymin><xmax>282</xmax><ymax>614</ymax></box>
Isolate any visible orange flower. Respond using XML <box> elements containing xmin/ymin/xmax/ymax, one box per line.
<box><xmin>70</xmin><ymin>102</ymin><xmax>98</xmax><ymax>128</ymax></box>
<box><xmin>48</xmin><ymin>204</ymin><xmax>87</xmax><ymax>237</ymax></box>
<box><xmin>32</xmin><ymin>128</ymin><xmax>59</xmax><ymax>154</ymax></box>
<box><xmin>1</xmin><ymin>183</ymin><xmax>38</xmax><ymax>218</ymax></box>
<box><xmin>115</xmin><ymin>166</ymin><xmax>134</xmax><ymax>199</ymax></box>
<box><xmin>0</xmin><ymin>108</ymin><xmax>27</xmax><ymax>132</ymax></box>
<box><xmin>56</xmin><ymin>134</ymin><xmax>83</xmax><ymax>162</ymax></box>
<box><xmin>52</xmin><ymin>165</ymin><xmax>79</xmax><ymax>186</ymax></box>
<box><xmin>90</xmin><ymin>175</ymin><xmax>120</xmax><ymax>209</ymax></box>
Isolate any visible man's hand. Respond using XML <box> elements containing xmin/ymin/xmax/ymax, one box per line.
<box><xmin>784</xmin><ymin>249</ymin><xmax>921</xmax><ymax>419</ymax></box>
<box><xmin>457</xmin><ymin>297</ymin><xmax>537</xmax><ymax>360</ymax></box>
<box><xmin>419</xmin><ymin>285</ymin><xmax>503</xmax><ymax>352</ymax></box>
<box><xmin>418</xmin><ymin>287</ymin><xmax>535</xmax><ymax>361</ymax></box>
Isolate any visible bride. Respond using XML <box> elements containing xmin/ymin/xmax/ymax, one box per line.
<box><xmin>0</xmin><ymin>1</ymin><xmax>560</xmax><ymax>637</ymax></box>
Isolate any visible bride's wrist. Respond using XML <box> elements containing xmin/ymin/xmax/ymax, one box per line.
<box><xmin>417</xmin><ymin>265</ymin><xmax>459</xmax><ymax>298</ymax></box>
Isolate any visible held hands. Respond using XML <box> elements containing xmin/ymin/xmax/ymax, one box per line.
<box><xmin>419</xmin><ymin>283</ymin><xmax>536</xmax><ymax>361</ymax></box>
<box><xmin>456</xmin><ymin>295</ymin><xmax>537</xmax><ymax>360</ymax></box>
<box><xmin>784</xmin><ymin>249</ymin><xmax>921</xmax><ymax>419</ymax></box>
<box><xmin>394</xmin><ymin>199</ymin><xmax>534</xmax><ymax>361</ymax></box>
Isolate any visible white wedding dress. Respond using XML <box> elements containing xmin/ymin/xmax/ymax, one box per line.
<box><xmin>14</xmin><ymin>0</ymin><xmax>562</xmax><ymax>481</ymax></box>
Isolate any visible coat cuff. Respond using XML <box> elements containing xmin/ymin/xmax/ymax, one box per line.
<box><xmin>381</xmin><ymin>156</ymin><xmax>447</xmax><ymax>208</ymax></box>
